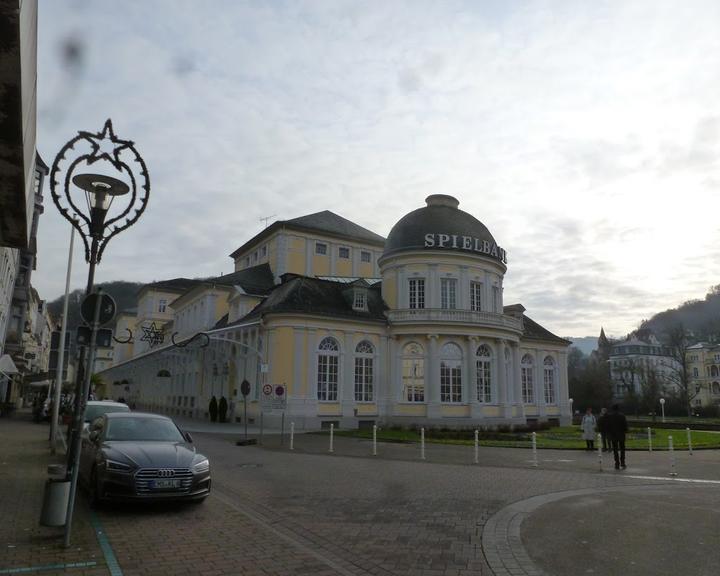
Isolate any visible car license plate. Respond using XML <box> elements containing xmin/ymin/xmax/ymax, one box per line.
<box><xmin>152</xmin><ymin>479</ymin><xmax>180</xmax><ymax>489</ymax></box>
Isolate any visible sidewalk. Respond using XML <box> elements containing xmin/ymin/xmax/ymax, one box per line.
<box><xmin>0</xmin><ymin>412</ymin><xmax>107</xmax><ymax>576</ymax></box>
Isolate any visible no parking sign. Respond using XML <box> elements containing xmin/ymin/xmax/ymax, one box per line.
<box><xmin>260</xmin><ymin>383</ymin><xmax>287</xmax><ymax>410</ymax></box>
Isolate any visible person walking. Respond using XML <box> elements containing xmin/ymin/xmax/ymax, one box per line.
<box><xmin>581</xmin><ymin>407</ymin><xmax>597</xmax><ymax>451</ymax></box>
<box><xmin>608</xmin><ymin>403</ymin><xmax>628</xmax><ymax>470</ymax></box>
<box><xmin>598</xmin><ymin>407</ymin><xmax>611</xmax><ymax>452</ymax></box>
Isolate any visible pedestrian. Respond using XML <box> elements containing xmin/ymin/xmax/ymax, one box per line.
<box><xmin>608</xmin><ymin>404</ymin><xmax>628</xmax><ymax>470</ymax></box>
<box><xmin>598</xmin><ymin>407</ymin><xmax>611</xmax><ymax>452</ymax></box>
<box><xmin>581</xmin><ymin>407</ymin><xmax>597</xmax><ymax>450</ymax></box>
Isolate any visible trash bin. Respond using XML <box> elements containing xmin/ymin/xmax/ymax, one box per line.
<box><xmin>40</xmin><ymin>478</ymin><xmax>70</xmax><ymax>527</ymax></box>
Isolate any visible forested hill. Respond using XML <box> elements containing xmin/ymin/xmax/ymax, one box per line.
<box><xmin>46</xmin><ymin>281</ymin><xmax>144</xmax><ymax>332</ymax></box>
<box><xmin>640</xmin><ymin>285</ymin><xmax>720</xmax><ymax>341</ymax></box>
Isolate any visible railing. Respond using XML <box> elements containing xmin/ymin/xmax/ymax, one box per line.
<box><xmin>387</xmin><ymin>309</ymin><xmax>523</xmax><ymax>330</ymax></box>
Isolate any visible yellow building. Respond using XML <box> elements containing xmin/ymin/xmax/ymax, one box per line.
<box><xmin>102</xmin><ymin>196</ymin><xmax>571</xmax><ymax>428</ymax></box>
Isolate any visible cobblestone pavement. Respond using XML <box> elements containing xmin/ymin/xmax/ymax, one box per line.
<box><xmin>0</xmin><ymin>414</ymin><xmax>106</xmax><ymax>576</ymax></box>
<box><xmin>2</xmin><ymin>416</ymin><xmax>718</xmax><ymax>575</ymax></box>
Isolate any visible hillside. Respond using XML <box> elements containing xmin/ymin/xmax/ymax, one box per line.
<box><xmin>640</xmin><ymin>285</ymin><xmax>720</xmax><ymax>342</ymax></box>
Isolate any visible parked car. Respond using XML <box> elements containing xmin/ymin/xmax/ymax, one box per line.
<box><xmin>82</xmin><ymin>400</ymin><xmax>130</xmax><ymax>433</ymax></box>
<box><xmin>79</xmin><ymin>412</ymin><xmax>211</xmax><ymax>505</ymax></box>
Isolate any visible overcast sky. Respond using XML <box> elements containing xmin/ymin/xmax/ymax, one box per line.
<box><xmin>34</xmin><ymin>0</ymin><xmax>720</xmax><ymax>338</ymax></box>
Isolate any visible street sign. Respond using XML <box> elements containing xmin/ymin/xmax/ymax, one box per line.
<box><xmin>80</xmin><ymin>293</ymin><xmax>116</xmax><ymax>326</ymax></box>
<box><xmin>76</xmin><ymin>326</ymin><xmax>113</xmax><ymax>348</ymax></box>
<box><xmin>240</xmin><ymin>379</ymin><xmax>251</xmax><ymax>397</ymax></box>
<box><xmin>260</xmin><ymin>383</ymin><xmax>287</xmax><ymax>410</ymax></box>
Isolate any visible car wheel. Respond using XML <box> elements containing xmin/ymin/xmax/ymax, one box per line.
<box><xmin>88</xmin><ymin>468</ymin><xmax>102</xmax><ymax>508</ymax></box>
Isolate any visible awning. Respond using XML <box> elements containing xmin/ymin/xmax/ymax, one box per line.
<box><xmin>28</xmin><ymin>380</ymin><xmax>52</xmax><ymax>388</ymax></box>
<box><xmin>0</xmin><ymin>354</ymin><xmax>19</xmax><ymax>377</ymax></box>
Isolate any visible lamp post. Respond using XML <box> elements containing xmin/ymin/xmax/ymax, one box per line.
<box><xmin>660</xmin><ymin>398</ymin><xmax>665</xmax><ymax>423</ymax></box>
<box><xmin>49</xmin><ymin>120</ymin><xmax>150</xmax><ymax>547</ymax></box>
<box><xmin>568</xmin><ymin>398</ymin><xmax>573</xmax><ymax>424</ymax></box>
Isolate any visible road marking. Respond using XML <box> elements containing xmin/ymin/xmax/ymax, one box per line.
<box><xmin>626</xmin><ymin>475</ymin><xmax>720</xmax><ymax>485</ymax></box>
<box><xmin>90</xmin><ymin>511</ymin><xmax>123</xmax><ymax>576</ymax></box>
<box><xmin>0</xmin><ymin>562</ymin><xmax>97</xmax><ymax>574</ymax></box>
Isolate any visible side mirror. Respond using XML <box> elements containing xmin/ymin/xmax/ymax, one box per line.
<box><xmin>184</xmin><ymin>432</ymin><xmax>193</xmax><ymax>443</ymax></box>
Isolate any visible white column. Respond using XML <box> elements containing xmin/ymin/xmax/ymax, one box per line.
<box><xmin>428</xmin><ymin>265</ymin><xmax>439</xmax><ymax>308</ymax></box>
<box><xmin>464</xmin><ymin>337</ymin><xmax>475</xmax><ymax>406</ymax></box>
<box><xmin>378</xmin><ymin>335</ymin><xmax>389</xmax><ymax>417</ymax></box>
<box><xmin>352</xmin><ymin>247</ymin><xmax>360</xmax><ymax>277</ymax></box>
<box><xmin>305</xmin><ymin>238</ymin><xmax>313</xmax><ymax>276</ymax></box>
<box><xmin>342</xmin><ymin>332</ymin><xmax>354</xmax><ymax>418</ymax></box>
<box><xmin>513</xmin><ymin>343</ymin><xmax>524</xmax><ymax>419</ymax></box>
<box><xmin>496</xmin><ymin>339</ymin><xmax>510</xmax><ymax>417</ymax></box>
<box><xmin>536</xmin><ymin>349</ymin><xmax>546</xmax><ymax>418</ymax></box>
<box><xmin>459</xmin><ymin>266</ymin><xmax>469</xmax><ymax>309</ymax></box>
<box><xmin>427</xmin><ymin>334</ymin><xmax>441</xmax><ymax>419</ymax></box>
<box><xmin>397</xmin><ymin>267</ymin><xmax>407</xmax><ymax>308</ymax></box>
<box><xmin>558</xmin><ymin>350</ymin><xmax>569</xmax><ymax>423</ymax></box>
<box><xmin>329</xmin><ymin>242</ymin><xmax>336</xmax><ymax>276</ymax></box>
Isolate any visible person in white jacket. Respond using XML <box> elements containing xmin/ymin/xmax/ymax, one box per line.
<box><xmin>581</xmin><ymin>407</ymin><xmax>597</xmax><ymax>451</ymax></box>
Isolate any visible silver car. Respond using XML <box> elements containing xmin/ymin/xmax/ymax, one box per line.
<box><xmin>80</xmin><ymin>412</ymin><xmax>211</xmax><ymax>505</ymax></box>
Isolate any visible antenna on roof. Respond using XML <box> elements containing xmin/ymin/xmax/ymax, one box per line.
<box><xmin>260</xmin><ymin>214</ymin><xmax>276</xmax><ymax>228</ymax></box>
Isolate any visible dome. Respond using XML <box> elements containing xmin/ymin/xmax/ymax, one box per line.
<box><xmin>383</xmin><ymin>195</ymin><xmax>506</xmax><ymax>264</ymax></box>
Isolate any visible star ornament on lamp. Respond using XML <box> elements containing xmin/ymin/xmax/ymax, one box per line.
<box><xmin>50</xmin><ymin>119</ymin><xmax>150</xmax><ymax>265</ymax></box>
<box><xmin>140</xmin><ymin>322</ymin><xmax>165</xmax><ymax>348</ymax></box>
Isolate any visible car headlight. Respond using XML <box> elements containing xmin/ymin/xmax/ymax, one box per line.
<box><xmin>105</xmin><ymin>459</ymin><xmax>132</xmax><ymax>472</ymax></box>
<box><xmin>193</xmin><ymin>458</ymin><xmax>210</xmax><ymax>473</ymax></box>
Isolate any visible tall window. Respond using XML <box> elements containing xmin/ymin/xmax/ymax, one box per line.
<box><xmin>441</xmin><ymin>278</ymin><xmax>457</xmax><ymax>309</ymax></box>
<box><xmin>353</xmin><ymin>289</ymin><xmax>367</xmax><ymax>311</ymax></box>
<box><xmin>317</xmin><ymin>337</ymin><xmax>339</xmax><ymax>401</ymax></box>
<box><xmin>543</xmin><ymin>356</ymin><xmax>556</xmax><ymax>404</ymax></box>
<box><xmin>470</xmin><ymin>282</ymin><xmax>483</xmax><ymax>312</ymax></box>
<box><xmin>693</xmin><ymin>367</ymin><xmax>699</xmax><ymax>377</ymax></box>
<box><xmin>409</xmin><ymin>278</ymin><xmax>425</xmax><ymax>309</ymax></box>
<box><xmin>440</xmin><ymin>343</ymin><xmax>462</xmax><ymax>403</ymax></box>
<box><xmin>354</xmin><ymin>341</ymin><xmax>374</xmax><ymax>401</ymax></box>
<box><xmin>521</xmin><ymin>354</ymin><xmax>534</xmax><ymax>404</ymax></box>
<box><xmin>402</xmin><ymin>343</ymin><xmax>425</xmax><ymax>402</ymax></box>
<box><xmin>158</xmin><ymin>299</ymin><xmax>167</xmax><ymax>313</ymax></box>
<box><xmin>492</xmin><ymin>285</ymin><xmax>500</xmax><ymax>312</ymax></box>
<box><xmin>361</xmin><ymin>251</ymin><xmax>371</xmax><ymax>263</ymax></box>
<box><xmin>339</xmin><ymin>246</ymin><xmax>350</xmax><ymax>259</ymax></box>
<box><xmin>476</xmin><ymin>344</ymin><xmax>492</xmax><ymax>402</ymax></box>
<box><xmin>316</xmin><ymin>242</ymin><xmax>328</xmax><ymax>255</ymax></box>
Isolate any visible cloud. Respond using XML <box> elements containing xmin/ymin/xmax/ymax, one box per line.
<box><xmin>33</xmin><ymin>0</ymin><xmax>720</xmax><ymax>337</ymax></box>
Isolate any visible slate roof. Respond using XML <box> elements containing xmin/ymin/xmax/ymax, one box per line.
<box><xmin>241</xmin><ymin>275</ymin><xmax>387</xmax><ymax>323</ymax></box>
<box><xmin>229</xmin><ymin>211</ymin><xmax>385</xmax><ymax>259</ymax></box>
<box><xmin>206</xmin><ymin>263</ymin><xmax>276</xmax><ymax>295</ymax></box>
<box><xmin>138</xmin><ymin>277</ymin><xmax>202</xmax><ymax>295</ymax></box>
<box><xmin>519</xmin><ymin>314</ymin><xmax>571</xmax><ymax>345</ymax></box>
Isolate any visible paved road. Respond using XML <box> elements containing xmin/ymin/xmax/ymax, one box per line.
<box><xmin>2</xmin><ymin>416</ymin><xmax>719</xmax><ymax>575</ymax></box>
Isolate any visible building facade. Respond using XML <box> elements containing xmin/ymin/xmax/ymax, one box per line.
<box><xmin>687</xmin><ymin>343</ymin><xmax>720</xmax><ymax>408</ymax></box>
<box><xmin>101</xmin><ymin>196</ymin><xmax>571</xmax><ymax>428</ymax></box>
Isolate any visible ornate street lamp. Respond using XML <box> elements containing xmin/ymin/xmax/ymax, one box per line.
<box><xmin>49</xmin><ymin>120</ymin><xmax>149</xmax><ymax>547</ymax></box>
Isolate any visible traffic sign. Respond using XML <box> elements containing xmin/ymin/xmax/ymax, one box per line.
<box><xmin>240</xmin><ymin>379</ymin><xmax>251</xmax><ymax>397</ymax></box>
<box><xmin>260</xmin><ymin>383</ymin><xmax>287</xmax><ymax>410</ymax></box>
<box><xmin>80</xmin><ymin>293</ymin><xmax>116</xmax><ymax>326</ymax></box>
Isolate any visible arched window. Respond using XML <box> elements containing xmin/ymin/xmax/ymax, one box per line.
<box><xmin>402</xmin><ymin>343</ymin><xmax>425</xmax><ymax>402</ymax></box>
<box><xmin>712</xmin><ymin>382</ymin><xmax>720</xmax><ymax>395</ymax></box>
<box><xmin>440</xmin><ymin>343</ymin><xmax>463</xmax><ymax>403</ymax></box>
<box><xmin>354</xmin><ymin>340</ymin><xmax>374</xmax><ymax>402</ymax></box>
<box><xmin>317</xmin><ymin>337</ymin><xmax>339</xmax><ymax>401</ymax></box>
<box><xmin>711</xmin><ymin>365</ymin><xmax>719</xmax><ymax>378</ymax></box>
<box><xmin>476</xmin><ymin>344</ymin><xmax>492</xmax><ymax>403</ymax></box>
<box><xmin>521</xmin><ymin>354</ymin><xmax>534</xmax><ymax>404</ymax></box>
<box><xmin>543</xmin><ymin>356</ymin><xmax>556</xmax><ymax>404</ymax></box>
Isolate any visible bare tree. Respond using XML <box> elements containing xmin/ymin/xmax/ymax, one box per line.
<box><xmin>663</xmin><ymin>324</ymin><xmax>701</xmax><ymax>417</ymax></box>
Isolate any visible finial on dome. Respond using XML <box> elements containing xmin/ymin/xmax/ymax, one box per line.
<box><xmin>425</xmin><ymin>194</ymin><xmax>459</xmax><ymax>209</ymax></box>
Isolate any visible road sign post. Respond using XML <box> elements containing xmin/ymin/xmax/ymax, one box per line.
<box><xmin>240</xmin><ymin>379</ymin><xmax>251</xmax><ymax>441</ymax></box>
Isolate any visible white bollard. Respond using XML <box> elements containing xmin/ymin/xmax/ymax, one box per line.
<box><xmin>686</xmin><ymin>427</ymin><xmax>693</xmax><ymax>455</ymax></box>
<box><xmin>669</xmin><ymin>435</ymin><xmax>677</xmax><ymax>477</ymax></box>
<box><xmin>372</xmin><ymin>424</ymin><xmax>377</xmax><ymax>456</ymax></box>
<box><xmin>290</xmin><ymin>422</ymin><xmax>295</xmax><ymax>451</ymax></box>
<box><xmin>329</xmin><ymin>423</ymin><xmax>334</xmax><ymax>453</ymax></box>
<box><xmin>531</xmin><ymin>431</ymin><xmax>538</xmax><ymax>467</ymax></box>
<box><xmin>420</xmin><ymin>427</ymin><xmax>426</xmax><ymax>460</ymax></box>
<box><xmin>597</xmin><ymin>433</ymin><xmax>603</xmax><ymax>471</ymax></box>
<box><xmin>474</xmin><ymin>430</ymin><xmax>479</xmax><ymax>464</ymax></box>
<box><xmin>647</xmin><ymin>427</ymin><xmax>652</xmax><ymax>452</ymax></box>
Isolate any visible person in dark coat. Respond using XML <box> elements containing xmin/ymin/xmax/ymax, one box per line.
<box><xmin>597</xmin><ymin>407</ymin><xmax>611</xmax><ymax>452</ymax></box>
<box><xmin>608</xmin><ymin>404</ymin><xmax>628</xmax><ymax>470</ymax></box>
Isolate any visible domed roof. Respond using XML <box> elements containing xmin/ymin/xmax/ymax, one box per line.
<box><xmin>383</xmin><ymin>195</ymin><xmax>506</xmax><ymax>264</ymax></box>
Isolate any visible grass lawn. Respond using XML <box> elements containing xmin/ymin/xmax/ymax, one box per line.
<box><xmin>332</xmin><ymin>426</ymin><xmax>720</xmax><ymax>450</ymax></box>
